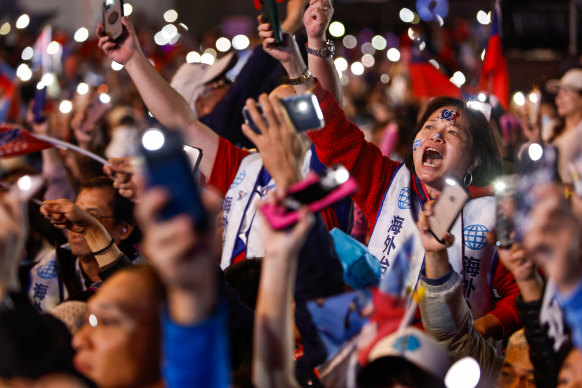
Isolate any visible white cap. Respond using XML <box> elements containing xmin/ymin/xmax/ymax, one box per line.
<box><xmin>546</xmin><ymin>68</ymin><xmax>582</xmax><ymax>93</ymax></box>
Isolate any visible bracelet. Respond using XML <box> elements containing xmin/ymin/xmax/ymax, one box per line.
<box><xmin>91</xmin><ymin>238</ymin><xmax>115</xmax><ymax>256</ymax></box>
<box><xmin>306</xmin><ymin>40</ymin><xmax>335</xmax><ymax>58</ymax></box>
<box><xmin>287</xmin><ymin>68</ymin><xmax>313</xmax><ymax>85</ymax></box>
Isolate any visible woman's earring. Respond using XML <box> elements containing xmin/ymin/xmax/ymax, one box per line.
<box><xmin>463</xmin><ymin>171</ymin><xmax>473</xmax><ymax>186</ymax></box>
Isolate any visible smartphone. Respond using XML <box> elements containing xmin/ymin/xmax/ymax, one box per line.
<box><xmin>260</xmin><ymin>165</ymin><xmax>358</xmax><ymax>230</ymax></box>
<box><xmin>515</xmin><ymin>143</ymin><xmax>558</xmax><ymax>241</ymax></box>
<box><xmin>494</xmin><ymin>175</ymin><xmax>517</xmax><ymax>248</ymax></box>
<box><xmin>260</xmin><ymin>0</ymin><xmax>283</xmax><ymax>44</ymax></box>
<box><xmin>183</xmin><ymin>145</ymin><xmax>203</xmax><ymax>176</ymax></box>
<box><xmin>140</xmin><ymin>127</ymin><xmax>209</xmax><ymax>230</ymax></box>
<box><xmin>103</xmin><ymin>0</ymin><xmax>125</xmax><ymax>42</ymax></box>
<box><xmin>242</xmin><ymin>94</ymin><xmax>325</xmax><ymax>134</ymax></box>
<box><xmin>428</xmin><ymin>176</ymin><xmax>470</xmax><ymax>244</ymax></box>
<box><xmin>33</xmin><ymin>86</ymin><xmax>47</xmax><ymax>124</ymax></box>
<box><xmin>526</xmin><ymin>88</ymin><xmax>541</xmax><ymax>127</ymax></box>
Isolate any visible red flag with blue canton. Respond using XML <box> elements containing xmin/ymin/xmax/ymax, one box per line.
<box><xmin>479</xmin><ymin>1</ymin><xmax>509</xmax><ymax>110</ymax></box>
<box><xmin>409</xmin><ymin>50</ymin><xmax>461</xmax><ymax>99</ymax></box>
<box><xmin>0</xmin><ymin>124</ymin><xmax>54</xmax><ymax>158</ymax></box>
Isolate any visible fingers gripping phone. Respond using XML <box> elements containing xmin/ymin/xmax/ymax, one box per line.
<box><xmin>260</xmin><ymin>165</ymin><xmax>358</xmax><ymax>230</ymax></box>
<box><xmin>140</xmin><ymin>127</ymin><xmax>209</xmax><ymax>231</ymax></box>
<box><xmin>428</xmin><ymin>177</ymin><xmax>470</xmax><ymax>244</ymax></box>
<box><xmin>242</xmin><ymin>94</ymin><xmax>325</xmax><ymax>134</ymax></box>
<box><xmin>260</xmin><ymin>0</ymin><xmax>283</xmax><ymax>44</ymax></box>
<box><xmin>103</xmin><ymin>0</ymin><xmax>125</xmax><ymax>42</ymax></box>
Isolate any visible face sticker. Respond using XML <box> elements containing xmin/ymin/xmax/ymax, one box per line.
<box><xmin>413</xmin><ymin>139</ymin><xmax>422</xmax><ymax>152</ymax></box>
<box><xmin>439</xmin><ymin>108</ymin><xmax>460</xmax><ymax>123</ymax></box>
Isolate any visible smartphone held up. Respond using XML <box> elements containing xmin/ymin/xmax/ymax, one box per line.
<box><xmin>428</xmin><ymin>176</ymin><xmax>470</xmax><ymax>244</ymax></box>
<box><xmin>103</xmin><ymin>0</ymin><xmax>125</xmax><ymax>42</ymax></box>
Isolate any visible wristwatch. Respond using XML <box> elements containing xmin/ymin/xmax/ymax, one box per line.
<box><xmin>306</xmin><ymin>40</ymin><xmax>335</xmax><ymax>58</ymax></box>
<box><xmin>288</xmin><ymin>68</ymin><xmax>313</xmax><ymax>85</ymax></box>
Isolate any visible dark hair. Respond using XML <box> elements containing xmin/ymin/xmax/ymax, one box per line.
<box><xmin>224</xmin><ymin>258</ymin><xmax>262</xmax><ymax>310</ymax></box>
<box><xmin>404</xmin><ymin>96</ymin><xmax>502</xmax><ymax>187</ymax></box>
<box><xmin>357</xmin><ymin>356</ymin><xmax>446</xmax><ymax>388</ymax></box>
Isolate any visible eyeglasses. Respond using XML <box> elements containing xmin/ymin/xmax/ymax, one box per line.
<box><xmin>86</xmin><ymin>210</ymin><xmax>115</xmax><ymax>220</ymax></box>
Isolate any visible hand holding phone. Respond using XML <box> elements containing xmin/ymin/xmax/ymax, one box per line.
<box><xmin>242</xmin><ymin>93</ymin><xmax>325</xmax><ymax>134</ymax></box>
<box><xmin>103</xmin><ymin>0</ymin><xmax>125</xmax><ymax>42</ymax></box>
<box><xmin>428</xmin><ymin>177</ymin><xmax>470</xmax><ymax>244</ymax></box>
<box><xmin>260</xmin><ymin>165</ymin><xmax>358</xmax><ymax>230</ymax></box>
<box><xmin>260</xmin><ymin>0</ymin><xmax>283</xmax><ymax>44</ymax></box>
<box><xmin>140</xmin><ymin>127</ymin><xmax>208</xmax><ymax>231</ymax></box>
<box><xmin>494</xmin><ymin>175</ymin><xmax>517</xmax><ymax>248</ymax></box>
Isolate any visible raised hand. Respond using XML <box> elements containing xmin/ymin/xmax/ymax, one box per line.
<box><xmin>257</xmin><ymin>16</ymin><xmax>303</xmax><ymax>68</ymax></box>
<box><xmin>304</xmin><ymin>0</ymin><xmax>333</xmax><ymax>42</ymax></box>
<box><xmin>97</xmin><ymin>17</ymin><xmax>142</xmax><ymax>66</ymax></box>
<box><xmin>103</xmin><ymin>156</ymin><xmax>140</xmax><ymax>201</ymax></box>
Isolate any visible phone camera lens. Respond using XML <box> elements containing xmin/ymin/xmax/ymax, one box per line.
<box><xmin>108</xmin><ymin>11</ymin><xmax>119</xmax><ymax>24</ymax></box>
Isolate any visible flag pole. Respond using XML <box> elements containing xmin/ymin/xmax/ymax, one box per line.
<box><xmin>32</xmin><ymin>133</ymin><xmax>109</xmax><ymax>166</ymax></box>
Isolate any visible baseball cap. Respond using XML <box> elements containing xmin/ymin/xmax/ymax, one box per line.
<box><xmin>546</xmin><ymin>68</ymin><xmax>582</xmax><ymax>93</ymax></box>
<box><xmin>170</xmin><ymin>52</ymin><xmax>237</xmax><ymax>116</ymax></box>
<box><xmin>363</xmin><ymin>327</ymin><xmax>450</xmax><ymax>381</ymax></box>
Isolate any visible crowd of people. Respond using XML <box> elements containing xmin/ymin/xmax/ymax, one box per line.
<box><xmin>1</xmin><ymin>0</ymin><xmax>582</xmax><ymax>387</ymax></box>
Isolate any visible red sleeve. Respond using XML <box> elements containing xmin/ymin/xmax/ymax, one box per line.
<box><xmin>206</xmin><ymin>136</ymin><xmax>250</xmax><ymax>197</ymax></box>
<box><xmin>309</xmin><ymin>82</ymin><xmax>400</xmax><ymax>230</ymax></box>
<box><xmin>489</xmin><ymin>257</ymin><xmax>521</xmax><ymax>338</ymax></box>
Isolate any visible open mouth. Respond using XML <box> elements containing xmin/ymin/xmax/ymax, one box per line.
<box><xmin>422</xmin><ymin>147</ymin><xmax>443</xmax><ymax>168</ymax></box>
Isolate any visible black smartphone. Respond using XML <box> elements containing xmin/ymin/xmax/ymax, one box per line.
<box><xmin>140</xmin><ymin>127</ymin><xmax>209</xmax><ymax>230</ymax></box>
<box><xmin>260</xmin><ymin>0</ymin><xmax>283</xmax><ymax>44</ymax></box>
<box><xmin>33</xmin><ymin>86</ymin><xmax>47</xmax><ymax>124</ymax></box>
<box><xmin>242</xmin><ymin>94</ymin><xmax>325</xmax><ymax>134</ymax></box>
<box><xmin>183</xmin><ymin>145</ymin><xmax>203</xmax><ymax>176</ymax></box>
<box><xmin>515</xmin><ymin>143</ymin><xmax>558</xmax><ymax>241</ymax></box>
<box><xmin>103</xmin><ymin>0</ymin><xmax>125</xmax><ymax>42</ymax></box>
<box><xmin>428</xmin><ymin>176</ymin><xmax>470</xmax><ymax>244</ymax></box>
<box><xmin>494</xmin><ymin>175</ymin><xmax>517</xmax><ymax>248</ymax></box>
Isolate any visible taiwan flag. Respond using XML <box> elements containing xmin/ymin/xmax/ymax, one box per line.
<box><xmin>479</xmin><ymin>1</ymin><xmax>509</xmax><ymax>110</ymax></box>
<box><xmin>253</xmin><ymin>0</ymin><xmax>285</xmax><ymax>10</ymax></box>
<box><xmin>0</xmin><ymin>125</ymin><xmax>54</xmax><ymax>158</ymax></box>
<box><xmin>409</xmin><ymin>51</ymin><xmax>461</xmax><ymax>99</ymax></box>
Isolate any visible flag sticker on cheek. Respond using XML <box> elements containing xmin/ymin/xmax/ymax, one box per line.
<box><xmin>413</xmin><ymin>139</ymin><xmax>422</xmax><ymax>152</ymax></box>
<box><xmin>439</xmin><ymin>109</ymin><xmax>460</xmax><ymax>123</ymax></box>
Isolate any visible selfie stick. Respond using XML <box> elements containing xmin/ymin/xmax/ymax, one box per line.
<box><xmin>33</xmin><ymin>134</ymin><xmax>110</xmax><ymax>166</ymax></box>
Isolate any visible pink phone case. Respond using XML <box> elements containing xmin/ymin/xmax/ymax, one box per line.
<box><xmin>260</xmin><ymin>175</ymin><xmax>358</xmax><ymax>230</ymax></box>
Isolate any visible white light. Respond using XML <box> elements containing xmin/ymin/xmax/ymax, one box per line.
<box><xmin>335</xmin><ymin>166</ymin><xmax>350</xmax><ymax>184</ymax></box>
<box><xmin>380</xmin><ymin>73</ymin><xmax>390</xmax><ymax>84</ymax></box>
<box><xmin>513</xmin><ymin>91</ymin><xmax>525</xmax><ymax>106</ymax></box>
<box><xmin>450</xmin><ymin>71</ymin><xmax>466</xmax><ymax>87</ymax></box>
<box><xmin>232</xmin><ymin>34</ymin><xmax>250</xmax><ymax>50</ymax></box>
<box><xmin>435</xmin><ymin>14</ymin><xmax>445</xmax><ymax>27</ymax></box>
<box><xmin>350</xmin><ymin>61</ymin><xmax>364</xmax><ymax>76</ymax></box>
<box><xmin>179</xmin><ymin>23</ymin><xmax>189</xmax><ymax>31</ymax></box>
<box><xmin>111</xmin><ymin>61</ymin><xmax>124</xmax><ymax>71</ymax></box>
<box><xmin>59</xmin><ymin>100</ymin><xmax>73</xmax><ymax>114</ymax></box>
<box><xmin>21</xmin><ymin>46</ymin><xmax>34</xmax><ymax>61</ymax></box>
<box><xmin>329</xmin><ymin>21</ymin><xmax>345</xmax><ymax>38</ymax></box>
<box><xmin>16</xmin><ymin>14</ymin><xmax>30</xmax><ymax>29</ymax></box>
<box><xmin>297</xmin><ymin>101</ymin><xmax>309</xmax><ymax>112</ymax></box>
<box><xmin>428</xmin><ymin>59</ymin><xmax>439</xmax><ymax>69</ymax></box>
<box><xmin>467</xmin><ymin>100</ymin><xmax>492</xmax><ymax>120</ymax></box>
<box><xmin>77</xmin><ymin>82</ymin><xmax>89</xmax><ymax>95</ymax></box>
<box><xmin>99</xmin><ymin>93</ymin><xmax>111</xmax><ymax>104</ymax></box>
<box><xmin>528</xmin><ymin>143</ymin><xmax>543</xmax><ymax>161</ymax></box>
<box><xmin>481</xmin><ymin>49</ymin><xmax>486</xmax><ymax>61</ymax></box>
<box><xmin>387</xmin><ymin>48</ymin><xmax>401</xmax><ymax>62</ymax></box>
<box><xmin>419</xmin><ymin>41</ymin><xmax>426</xmax><ymax>51</ymax></box>
<box><xmin>36</xmin><ymin>82</ymin><xmax>45</xmax><ymax>90</ymax></box>
<box><xmin>16</xmin><ymin>64</ymin><xmax>32</xmax><ymax>81</ymax></box>
<box><xmin>445</xmin><ymin>178</ymin><xmax>457</xmax><ymax>186</ymax></box>
<box><xmin>0</xmin><ymin>22</ymin><xmax>11</xmax><ymax>36</ymax></box>
<box><xmin>478</xmin><ymin>92</ymin><xmax>487</xmax><ymax>102</ymax></box>
<box><xmin>528</xmin><ymin>92</ymin><xmax>539</xmax><ymax>104</ymax></box>
<box><xmin>361</xmin><ymin>42</ymin><xmax>375</xmax><ymax>55</ymax></box>
<box><xmin>494</xmin><ymin>180</ymin><xmax>506</xmax><ymax>192</ymax></box>
<box><xmin>200</xmin><ymin>53</ymin><xmax>215</xmax><ymax>65</ymax></box>
<box><xmin>340</xmin><ymin>74</ymin><xmax>349</xmax><ymax>86</ymax></box>
<box><xmin>476</xmin><ymin>10</ymin><xmax>491</xmax><ymax>25</ymax></box>
<box><xmin>399</xmin><ymin>8</ymin><xmax>415</xmax><ymax>23</ymax></box>
<box><xmin>124</xmin><ymin>3</ymin><xmax>133</xmax><ymax>16</ymax></box>
<box><xmin>142</xmin><ymin>128</ymin><xmax>165</xmax><ymax>151</ymax></box>
<box><xmin>162</xmin><ymin>24</ymin><xmax>179</xmax><ymax>41</ymax></box>
<box><xmin>186</xmin><ymin>51</ymin><xmax>201</xmax><ymax>63</ymax></box>
<box><xmin>17</xmin><ymin>175</ymin><xmax>32</xmax><ymax>191</ymax></box>
<box><xmin>445</xmin><ymin>357</ymin><xmax>480</xmax><ymax>388</ymax></box>
<box><xmin>216</xmin><ymin>37</ymin><xmax>231</xmax><ymax>52</ymax></box>
<box><xmin>74</xmin><ymin>27</ymin><xmax>89</xmax><ymax>43</ymax></box>
<box><xmin>343</xmin><ymin>35</ymin><xmax>357</xmax><ymax>49</ymax></box>
<box><xmin>47</xmin><ymin>41</ymin><xmax>61</xmax><ymax>55</ymax></box>
<box><xmin>371</xmin><ymin>35</ymin><xmax>387</xmax><ymax>50</ymax></box>
<box><xmin>41</xmin><ymin>73</ymin><xmax>55</xmax><ymax>87</ymax></box>
<box><xmin>163</xmin><ymin>9</ymin><xmax>178</xmax><ymax>23</ymax></box>
<box><xmin>334</xmin><ymin>57</ymin><xmax>348</xmax><ymax>72</ymax></box>
<box><xmin>154</xmin><ymin>31</ymin><xmax>168</xmax><ymax>46</ymax></box>
<box><xmin>362</xmin><ymin>54</ymin><xmax>375</xmax><ymax>68</ymax></box>
<box><xmin>407</xmin><ymin>27</ymin><xmax>419</xmax><ymax>41</ymax></box>
<box><xmin>88</xmin><ymin>314</ymin><xmax>98</xmax><ymax>328</ymax></box>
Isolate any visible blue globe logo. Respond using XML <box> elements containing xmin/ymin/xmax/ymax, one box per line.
<box><xmin>464</xmin><ymin>224</ymin><xmax>488</xmax><ymax>250</ymax></box>
<box><xmin>37</xmin><ymin>260</ymin><xmax>58</xmax><ymax>280</ymax></box>
<box><xmin>394</xmin><ymin>334</ymin><xmax>421</xmax><ymax>352</ymax></box>
<box><xmin>231</xmin><ymin>170</ymin><xmax>246</xmax><ymax>188</ymax></box>
<box><xmin>398</xmin><ymin>187</ymin><xmax>412</xmax><ymax>209</ymax></box>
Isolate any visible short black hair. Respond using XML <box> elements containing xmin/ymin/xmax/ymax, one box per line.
<box><xmin>79</xmin><ymin>176</ymin><xmax>134</xmax><ymax>226</ymax></box>
<box><xmin>404</xmin><ymin>96</ymin><xmax>502</xmax><ymax>187</ymax></box>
